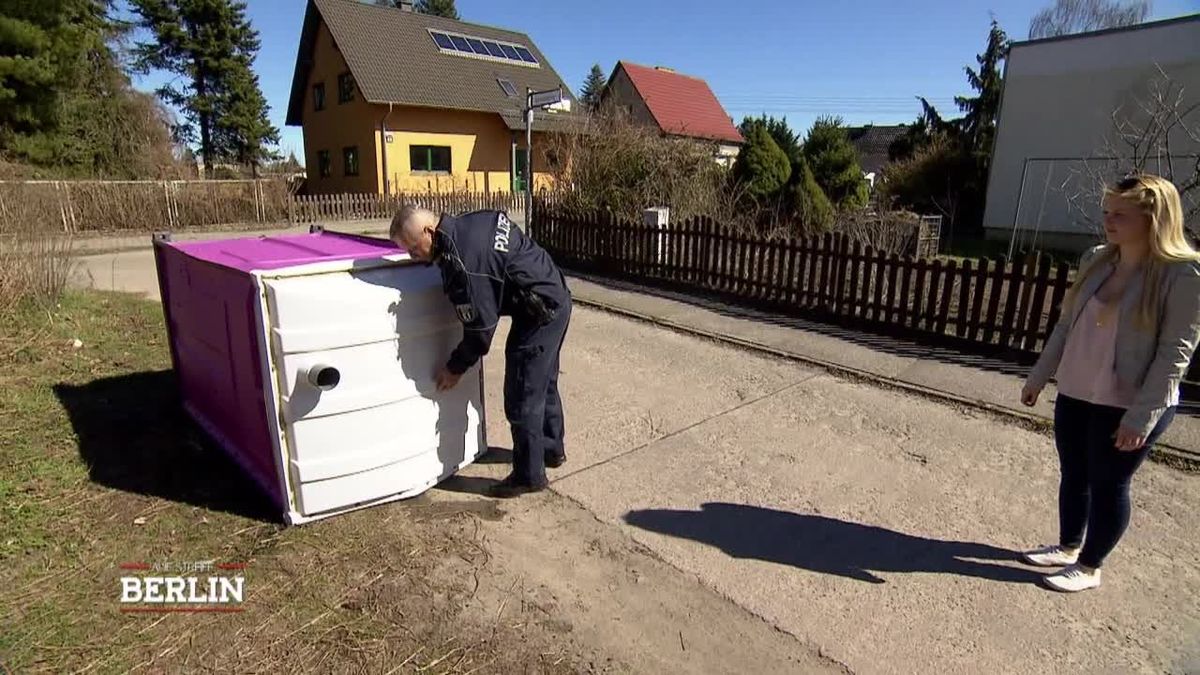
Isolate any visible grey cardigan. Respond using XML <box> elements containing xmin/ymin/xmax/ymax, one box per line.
<box><xmin>1027</xmin><ymin>246</ymin><xmax>1200</xmax><ymax>436</ymax></box>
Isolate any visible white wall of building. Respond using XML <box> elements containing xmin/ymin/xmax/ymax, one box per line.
<box><xmin>983</xmin><ymin>16</ymin><xmax>1200</xmax><ymax>251</ymax></box>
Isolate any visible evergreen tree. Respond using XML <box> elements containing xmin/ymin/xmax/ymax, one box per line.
<box><xmin>802</xmin><ymin>116</ymin><xmax>868</xmax><ymax>210</ymax></box>
<box><xmin>0</xmin><ymin>0</ymin><xmax>180</xmax><ymax>177</ymax></box>
<box><xmin>955</xmin><ymin>20</ymin><xmax>1008</xmax><ymax>156</ymax></box>
<box><xmin>732</xmin><ymin>125</ymin><xmax>791</xmax><ymax>203</ymax></box>
<box><xmin>415</xmin><ymin>0</ymin><xmax>459</xmax><ymax>19</ymax></box>
<box><xmin>888</xmin><ymin>98</ymin><xmax>950</xmax><ymax>162</ymax></box>
<box><xmin>739</xmin><ymin>115</ymin><xmax>801</xmax><ymax>163</ymax></box>
<box><xmin>131</xmin><ymin>0</ymin><xmax>280</xmax><ymax>176</ymax></box>
<box><xmin>886</xmin><ymin>19</ymin><xmax>1011</xmax><ymax>231</ymax></box>
<box><xmin>788</xmin><ymin>155</ymin><xmax>835</xmax><ymax>230</ymax></box>
<box><xmin>0</xmin><ymin>2</ymin><xmax>64</xmax><ymax>138</ymax></box>
<box><xmin>217</xmin><ymin>61</ymin><xmax>280</xmax><ymax>175</ymax></box>
<box><xmin>580</xmin><ymin>64</ymin><xmax>607</xmax><ymax>112</ymax></box>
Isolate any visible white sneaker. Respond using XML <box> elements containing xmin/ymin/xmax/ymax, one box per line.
<box><xmin>1021</xmin><ymin>544</ymin><xmax>1080</xmax><ymax>567</ymax></box>
<box><xmin>1043</xmin><ymin>564</ymin><xmax>1102</xmax><ymax>593</ymax></box>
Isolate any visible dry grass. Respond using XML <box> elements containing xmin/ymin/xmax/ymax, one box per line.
<box><xmin>0</xmin><ymin>208</ymin><xmax>75</xmax><ymax>320</ymax></box>
<box><xmin>0</xmin><ymin>179</ymin><xmax>293</xmax><ymax>236</ymax></box>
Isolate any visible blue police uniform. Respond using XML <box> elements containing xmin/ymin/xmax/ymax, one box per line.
<box><xmin>433</xmin><ymin>210</ymin><xmax>571</xmax><ymax>489</ymax></box>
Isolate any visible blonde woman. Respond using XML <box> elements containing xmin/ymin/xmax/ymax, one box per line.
<box><xmin>1020</xmin><ymin>174</ymin><xmax>1200</xmax><ymax>593</ymax></box>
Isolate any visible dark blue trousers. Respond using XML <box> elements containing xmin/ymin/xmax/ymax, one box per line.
<box><xmin>1054</xmin><ymin>395</ymin><xmax>1175</xmax><ymax>568</ymax></box>
<box><xmin>504</xmin><ymin>300</ymin><xmax>571</xmax><ymax>487</ymax></box>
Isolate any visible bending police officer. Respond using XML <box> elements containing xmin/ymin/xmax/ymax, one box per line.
<box><xmin>390</xmin><ymin>205</ymin><xmax>571</xmax><ymax>498</ymax></box>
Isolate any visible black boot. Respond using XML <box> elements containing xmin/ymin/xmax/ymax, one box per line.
<box><xmin>487</xmin><ymin>473</ymin><xmax>548</xmax><ymax>499</ymax></box>
<box><xmin>544</xmin><ymin>452</ymin><xmax>566</xmax><ymax>468</ymax></box>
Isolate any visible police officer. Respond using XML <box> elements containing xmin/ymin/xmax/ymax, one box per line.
<box><xmin>390</xmin><ymin>205</ymin><xmax>571</xmax><ymax>498</ymax></box>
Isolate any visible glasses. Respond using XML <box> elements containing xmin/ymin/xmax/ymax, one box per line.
<box><xmin>1113</xmin><ymin>174</ymin><xmax>1158</xmax><ymax>203</ymax></box>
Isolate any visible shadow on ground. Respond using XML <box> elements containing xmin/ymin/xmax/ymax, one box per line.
<box><xmin>475</xmin><ymin>446</ymin><xmax>514</xmax><ymax>465</ymax></box>
<box><xmin>624</xmin><ymin>502</ymin><xmax>1040</xmax><ymax>585</ymax></box>
<box><xmin>570</xmin><ymin>273</ymin><xmax>1199</xmax><ymax>417</ymax></box>
<box><xmin>436</xmin><ymin>447</ymin><xmax>513</xmax><ymax>496</ymax></box>
<box><xmin>53</xmin><ymin>370</ymin><xmax>278</xmax><ymax>522</ymax></box>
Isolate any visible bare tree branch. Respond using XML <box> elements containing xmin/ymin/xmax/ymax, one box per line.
<box><xmin>1028</xmin><ymin>0</ymin><xmax>1152</xmax><ymax>39</ymax></box>
<box><xmin>1062</xmin><ymin>65</ymin><xmax>1200</xmax><ymax>237</ymax></box>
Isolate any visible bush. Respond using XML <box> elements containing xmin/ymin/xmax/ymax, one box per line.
<box><xmin>880</xmin><ymin>133</ymin><xmax>975</xmax><ymax>225</ymax></box>
<box><xmin>788</xmin><ymin>156</ymin><xmax>835</xmax><ymax>232</ymax></box>
<box><xmin>0</xmin><ymin>210</ymin><xmax>75</xmax><ymax>319</ymax></box>
<box><xmin>732</xmin><ymin>125</ymin><xmax>792</xmax><ymax>203</ymax></box>
<box><xmin>541</xmin><ymin>111</ymin><xmax>735</xmax><ymax>225</ymax></box>
<box><xmin>832</xmin><ymin>209</ymin><xmax>923</xmax><ymax>256</ymax></box>
<box><xmin>803</xmin><ymin>117</ymin><xmax>869</xmax><ymax>210</ymax></box>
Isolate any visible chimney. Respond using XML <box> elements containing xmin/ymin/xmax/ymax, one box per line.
<box><xmin>397</xmin><ymin>0</ymin><xmax>413</xmax><ymax>10</ymax></box>
<box><xmin>655</xmin><ymin>66</ymin><xmax>675</xmax><ymax>73</ymax></box>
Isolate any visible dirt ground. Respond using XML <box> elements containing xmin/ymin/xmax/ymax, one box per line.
<box><xmin>474</xmin><ymin>307</ymin><xmax>1200</xmax><ymax>675</ymax></box>
<box><xmin>0</xmin><ymin>293</ymin><xmax>839</xmax><ymax>674</ymax></box>
<box><xmin>7</xmin><ymin>285</ymin><xmax>1199</xmax><ymax>673</ymax></box>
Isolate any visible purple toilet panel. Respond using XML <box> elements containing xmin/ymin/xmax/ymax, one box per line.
<box><xmin>172</xmin><ymin>232</ymin><xmax>404</xmax><ymax>273</ymax></box>
<box><xmin>156</xmin><ymin>244</ymin><xmax>284</xmax><ymax>510</ymax></box>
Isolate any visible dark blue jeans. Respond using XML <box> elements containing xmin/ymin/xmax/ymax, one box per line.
<box><xmin>1054</xmin><ymin>395</ymin><xmax>1176</xmax><ymax>568</ymax></box>
<box><xmin>503</xmin><ymin>300</ymin><xmax>571</xmax><ymax>487</ymax></box>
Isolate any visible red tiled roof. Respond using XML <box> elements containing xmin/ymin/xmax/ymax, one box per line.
<box><xmin>617</xmin><ymin>62</ymin><xmax>743</xmax><ymax>145</ymax></box>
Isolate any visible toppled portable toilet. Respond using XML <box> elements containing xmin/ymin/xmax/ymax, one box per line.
<box><xmin>152</xmin><ymin>228</ymin><xmax>486</xmax><ymax>524</ymax></box>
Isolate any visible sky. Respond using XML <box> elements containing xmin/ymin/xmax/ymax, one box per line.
<box><xmin>123</xmin><ymin>0</ymin><xmax>1200</xmax><ymax>166</ymax></box>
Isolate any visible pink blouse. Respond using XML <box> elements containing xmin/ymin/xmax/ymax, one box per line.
<box><xmin>1055</xmin><ymin>296</ymin><xmax>1138</xmax><ymax>409</ymax></box>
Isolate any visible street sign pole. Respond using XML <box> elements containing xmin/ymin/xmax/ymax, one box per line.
<box><xmin>523</xmin><ymin>86</ymin><xmax>563</xmax><ymax>233</ymax></box>
<box><xmin>525</xmin><ymin>88</ymin><xmax>534</xmax><ymax>226</ymax></box>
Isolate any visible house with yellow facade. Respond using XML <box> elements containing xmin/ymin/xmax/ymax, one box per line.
<box><xmin>286</xmin><ymin>0</ymin><xmax>579</xmax><ymax>196</ymax></box>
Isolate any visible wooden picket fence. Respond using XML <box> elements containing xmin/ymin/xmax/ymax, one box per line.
<box><xmin>530</xmin><ymin>203</ymin><xmax>1078</xmax><ymax>361</ymax></box>
<box><xmin>529</xmin><ymin>203</ymin><xmax>1200</xmax><ymax>385</ymax></box>
<box><xmin>288</xmin><ymin>191</ymin><xmax>523</xmax><ymax>224</ymax></box>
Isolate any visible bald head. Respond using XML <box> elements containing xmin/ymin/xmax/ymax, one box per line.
<box><xmin>390</xmin><ymin>205</ymin><xmax>439</xmax><ymax>261</ymax></box>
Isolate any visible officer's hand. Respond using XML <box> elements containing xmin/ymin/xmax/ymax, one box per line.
<box><xmin>435</xmin><ymin>366</ymin><xmax>462</xmax><ymax>392</ymax></box>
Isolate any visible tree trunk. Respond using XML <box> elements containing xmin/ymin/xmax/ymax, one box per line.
<box><xmin>199</xmin><ymin>111</ymin><xmax>212</xmax><ymax>180</ymax></box>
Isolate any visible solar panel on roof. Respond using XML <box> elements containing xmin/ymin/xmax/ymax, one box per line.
<box><xmin>432</xmin><ymin>31</ymin><xmax>540</xmax><ymax>67</ymax></box>
<box><xmin>514</xmin><ymin>47</ymin><xmax>537</xmax><ymax>64</ymax></box>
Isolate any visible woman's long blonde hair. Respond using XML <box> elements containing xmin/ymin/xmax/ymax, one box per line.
<box><xmin>1064</xmin><ymin>173</ymin><xmax>1199</xmax><ymax>329</ymax></box>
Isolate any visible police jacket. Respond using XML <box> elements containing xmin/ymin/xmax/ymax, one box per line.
<box><xmin>433</xmin><ymin>210</ymin><xmax>569</xmax><ymax>375</ymax></box>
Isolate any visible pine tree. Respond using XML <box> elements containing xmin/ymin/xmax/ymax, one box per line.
<box><xmin>0</xmin><ymin>3</ymin><xmax>64</xmax><ymax>138</ymax></box>
<box><xmin>955</xmin><ymin>20</ymin><xmax>1009</xmax><ymax>156</ymax></box>
<box><xmin>789</xmin><ymin>155</ymin><xmax>835</xmax><ymax>230</ymax></box>
<box><xmin>732</xmin><ymin>125</ymin><xmax>792</xmax><ymax>203</ymax></box>
<box><xmin>0</xmin><ymin>0</ymin><xmax>180</xmax><ymax>177</ymax></box>
<box><xmin>217</xmin><ymin>60</ymin><xmax>280</xmax><ymax>176</ymax></box>
<box><xmin>739</xmin><ymin>115</ymin><xmax>801</xmax><ymax>163</ymax></box>
<box><xmin>885</xmin><ymin>20</ymin><xmax>1010</xmax><ymax>231</ymax></box>
<box><xmin>131</xmin><ymin>0</ymin><xmax>280</xmax><ymax>177</ymax></box>
<box><xmin>802</xmin><ymin>117</ymin><xmax>868</xmax><ymax>210</ymax></box>
<box><xmin>415</xmin><ymin>0</ymin><xmax>459</xmax><ymax>19</ymax></box>
<box><xmin>580</xmin><ymin>64</ymin><xmax>607</xmax><ymax>112</ymax></box>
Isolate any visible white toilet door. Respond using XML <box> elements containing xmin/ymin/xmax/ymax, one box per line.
<box><xmin>261</xmin><ymin>261</ymin><xmax>485</xmax><ymax>519</ymax></box>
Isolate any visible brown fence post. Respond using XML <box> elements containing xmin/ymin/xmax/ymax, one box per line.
<box><xmin>936</xmin><ymin>260</ymin><xmax>956</xmax><ymax>336</ymax></box>
<box><xmin>897</xmin><ymin>255</ymin><xmax>913</xmax><ymax>327</ymax></box>
<box><xmin>1021</xmin><ymin>254</ymin><xmax>1054</xmax><ymax>352</ymax></box>
<box><xmin>982</xmin><ymin>258</ymin><xmax>1008</xmax><ymax>345</ymax></box>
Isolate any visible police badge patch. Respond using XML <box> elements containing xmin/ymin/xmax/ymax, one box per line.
<box><xmin>455</xmin><ymin>303</ymin><xmax>476</xmax><ymax>322</ymax></box>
